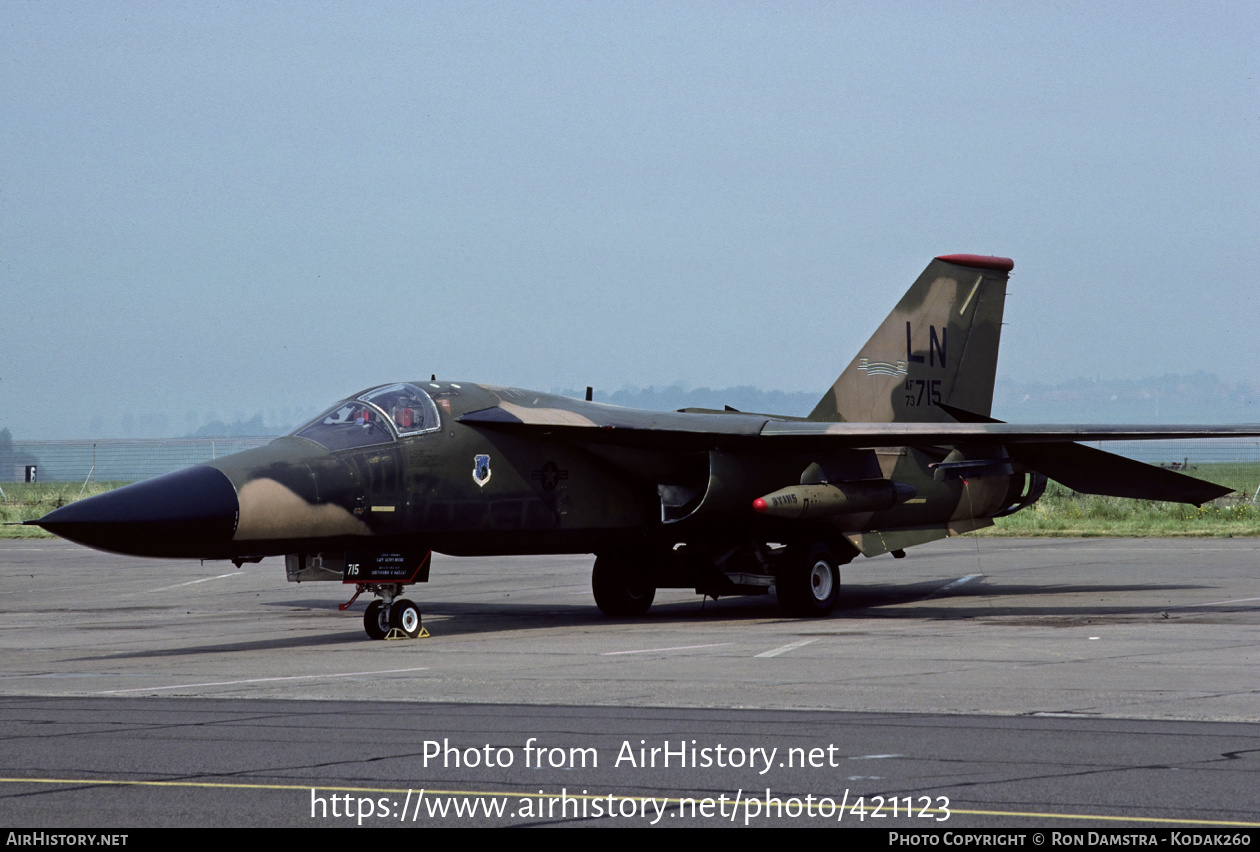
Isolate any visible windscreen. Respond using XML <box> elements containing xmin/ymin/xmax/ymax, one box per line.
<box><xmin>291</xmin><ymin>383</ymin><xmax>441</xmax><ymax>451</ymax></box>
<box><xmin>292</xmin><ymin>400</ymin><xmax>397</xmax><ymax>451</ymax></box>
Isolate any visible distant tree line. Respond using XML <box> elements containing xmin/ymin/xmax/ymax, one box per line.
<box><xmin>0</xmin><ymin>427</ymin><xmax>39</xmax><ymax>481</ymax></box>
<box><xmin>186</xmin><ymin>415</ymin><xmax>275</xmax><ymax>438</ymax></box>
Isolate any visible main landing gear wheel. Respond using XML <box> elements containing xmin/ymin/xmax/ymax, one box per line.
<box><xmin>592</xmin><ymin>553</ymin><xmax>656</xmax><ymax>617</ymax></box>
<box><xmin>778</xmin><ymin>543</ymin><xmax>840</xmax><ymax>617</ymax></box>
<box><xmin>364</xmin><ymin>600</ymin><xmax>390</xmax><ymax>640</ymax></box>
<box><xmin>389</xmin><ymin>599</ymin><xmax>422</xmax><ymax>638</ymax></box>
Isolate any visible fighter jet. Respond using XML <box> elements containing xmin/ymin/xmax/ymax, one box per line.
<box><xmin>31</xmin><ymin>254</ymin><xmax>1260</xmax><ymax>638</ymax></box>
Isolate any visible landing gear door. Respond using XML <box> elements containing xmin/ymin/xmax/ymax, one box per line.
<box><xmin>344</xmin><ymin>549</ymin><xmax>432</xmax><ymax>585</ymax></box>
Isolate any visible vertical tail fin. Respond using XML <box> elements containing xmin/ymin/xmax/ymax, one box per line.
<box><xmin>809</xmin><ymin>254</ymin><xmax>1012</xmax><ymax>423</ymax></box>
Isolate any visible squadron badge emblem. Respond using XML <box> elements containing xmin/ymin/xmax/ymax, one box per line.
<box><xmin>472</xmin><ymin>454</ymin><xmax>492</xmax><ymax>487</ymax></box>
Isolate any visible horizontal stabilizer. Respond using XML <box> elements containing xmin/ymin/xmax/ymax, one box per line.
<box><xmin>1008</xmin><ymin>442</ymin><xmax>1231</xmax><ymax>505</ymax></box>
<box><xmin>937</xmin><ymin>403</ymin><xmax>1232</xmax><ymax>505</ymax></box>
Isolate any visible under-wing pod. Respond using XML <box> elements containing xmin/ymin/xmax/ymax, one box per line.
<box><xmin>752</xmin><ymin>479</ymin><xmax>918</xmax><ymax>519</ymax></box>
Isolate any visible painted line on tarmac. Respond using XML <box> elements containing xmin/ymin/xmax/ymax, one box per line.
<box><xmin>0</xmin><ymin>776</ymin><xmax>1256</xmax><ymax>827</ymax></box>
<box><xmin>928</xmin><ymin>574</ymin><xmax>982</xmax><ymax>598</ymax></box>
<box><xmin>150</xmin><ymin>571</ymin><xmax>243</xmax><ymax>592</ymax></box>
<box><xmin>1167</xmin><ymin>595</ymin><xmax>1260</xmax><ymax>609</ymax></box>
<box><xmin>99</xmin><ymin>666</ymin><xmax>430</xmax><ymax>693</ymax></box>
<box><xmin>602</xmin><ymin>643</ymin><xmax>731</xmax><ymax>656</ymax></box>
<box><xmin>755</xmin><ymin>638</ymin><xmax>819</xmax><ymax>658</ymax></box>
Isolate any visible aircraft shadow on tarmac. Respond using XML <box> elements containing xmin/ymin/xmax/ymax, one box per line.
<box><xmin>66</xmin><ymin>577</ymin><xmax>1228</xmax><ymax>661</ymax></box>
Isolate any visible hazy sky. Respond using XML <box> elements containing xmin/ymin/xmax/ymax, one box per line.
<box><xmin>4</xmin><ymin>2</ymin><xmax>1257</xmax><ymax>438</ymax></box>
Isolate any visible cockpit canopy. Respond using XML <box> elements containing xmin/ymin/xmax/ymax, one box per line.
<box><xmin>292</xmin><ymin>382</ymin><xmax>441</xmax><ymax>451</ymax></box>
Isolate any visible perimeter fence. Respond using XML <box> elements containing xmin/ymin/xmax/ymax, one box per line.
<box><xmin>6</xmin><ymin>436</ymin><xmax>1260</xmax><ymax>495</ymax></box>
<box><xmin>1103</xmin><ymin>439</ymin><xmax>1260</xmax><ymax>466</ymax></box>
<box><xmin>5</xmin><ymin>437</ymin><xmax>275</xmax><ymax>483</ymax></box>
<box><xmin>1089</xmin><ymin>439</ymin><xmax>1260</xmax><ymax>501</ymax></box>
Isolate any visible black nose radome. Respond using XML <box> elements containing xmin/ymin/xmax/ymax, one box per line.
<box><xmin>32</xmin><ymin>465</ymin><xmax>239</xmax><ymax>558</ymax></box>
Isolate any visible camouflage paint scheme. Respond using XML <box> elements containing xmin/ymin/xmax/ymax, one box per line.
<box><xmin>35</xmin><ymin>255</ymin><xmax>1260</xmax><ymax>636</ymax></box>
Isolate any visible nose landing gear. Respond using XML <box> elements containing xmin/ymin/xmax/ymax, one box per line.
<box><xmin>314</xmin><ymin>549</ymin><xmax>432</xmax><ymax>639</ymax></box>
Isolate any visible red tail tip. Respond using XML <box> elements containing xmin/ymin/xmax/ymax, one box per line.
<box><xmin>935</xmin><ymin>254</ymin><xmax>1014</xmax><ymax>272</ymax></box>
<box><xmin>752</xmin><ymin>498</ymin><xmax>768</xmax><ymax>513</ymax></box>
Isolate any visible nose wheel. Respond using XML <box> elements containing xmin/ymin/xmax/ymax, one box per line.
<box><xmin>388</xmin><ymin>599</ymin><xmax>422</xmax><ymax>638</ymax></box>
<box><xmin>355</xmin><ymin>588</ymin><xmax>427</xmax><ymax>639</ymax></box>
<box><xmin>364</xmin><ymin>600</ymin><xmax>391</xmax><ymax>639</ymax></box>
